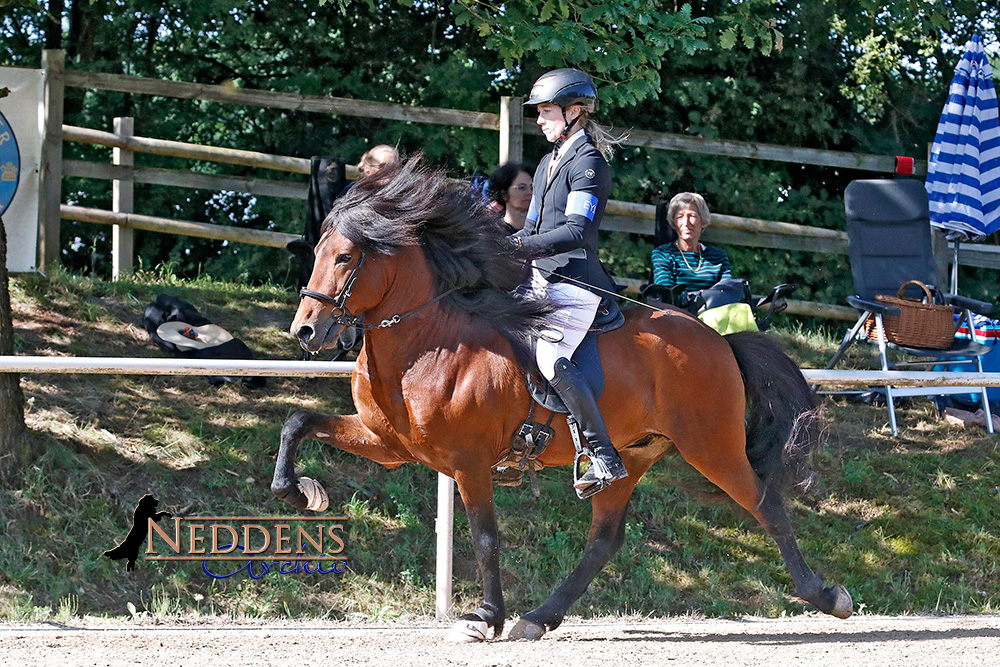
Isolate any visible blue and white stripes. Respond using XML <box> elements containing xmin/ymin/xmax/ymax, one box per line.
<box><xmin>926</xmin><ymin>34</ymin><xmax>1000</xmax><ymax>240</ymax></box>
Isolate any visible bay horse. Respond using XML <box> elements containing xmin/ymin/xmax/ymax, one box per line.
<box><xmin>272</xmin><ymin>157</ymin><xmax>852</xmax><ymax>641</ymax></box>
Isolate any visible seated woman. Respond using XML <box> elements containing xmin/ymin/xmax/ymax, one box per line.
<box><xmin>487</xmin><ymin>162</ymin><xmax>534</xmax><ymax>232</ymax></box>
<box><xmin>651</xmin><ymin>192</ymin><xmax>732</xmax><ymax>297</ymax></box>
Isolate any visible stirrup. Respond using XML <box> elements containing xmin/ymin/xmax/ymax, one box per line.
<box><xmin>572</xmin><ymin>450</ymin><xmax>627</xmax><ymax>500</ymax></box>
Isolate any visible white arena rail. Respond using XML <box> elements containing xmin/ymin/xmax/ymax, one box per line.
<box><xmin>4</xmin><ymin>355</ymin><xmax>1000</xmax><ymax>619</ymax></box>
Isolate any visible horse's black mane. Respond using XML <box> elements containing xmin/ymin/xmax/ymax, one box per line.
<box><xmin>321</xmin><ymin>156</ymin><xmax>554</xmax><ymax>367</ymax></box>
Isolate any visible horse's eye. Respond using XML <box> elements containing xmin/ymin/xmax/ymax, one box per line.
<box><xmin>335</xmin><ymin>253</ymin><xmax>352</xmax><ymax>265</ymax></box>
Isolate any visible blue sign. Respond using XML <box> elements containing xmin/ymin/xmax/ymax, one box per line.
<box><xmin>0</xmin><ymin>109</ymin><xmax>20</xmax><ymax>216</ymax></box>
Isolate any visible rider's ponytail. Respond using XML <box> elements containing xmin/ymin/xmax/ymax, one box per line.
<box><xmin>583</xmin><ymin>118</ymin><xmax>628</xmax><ymax>162</ymax></box>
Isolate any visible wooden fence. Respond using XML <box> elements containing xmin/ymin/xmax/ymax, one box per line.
<box><xmin>33</xmin><ymin>49</ymin><xmax>1000</xmax><ymax>320</ymax></box>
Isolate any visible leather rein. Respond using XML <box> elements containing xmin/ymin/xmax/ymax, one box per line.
<box><xmin>298</xmin><ymin>251</ymin><xmax>457</xmax><ymax>331</ymax></box>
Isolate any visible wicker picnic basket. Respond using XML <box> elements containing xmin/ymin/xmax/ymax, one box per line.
<box><xmin>863</xmin><ymin>280</ymin><xmax>954</xmax><ymax>349</ymax></box>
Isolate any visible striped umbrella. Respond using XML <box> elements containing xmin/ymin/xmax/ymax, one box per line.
<box><xmin>925</xmin><ymin>34</ymin><xmax>1000</xmax><ymax>243</ymax></box>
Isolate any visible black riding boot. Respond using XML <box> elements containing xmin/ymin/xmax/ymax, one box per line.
<box><xmin>549</xmin><ymin>357</ymin><xmax>627</xmax><ymax>498</ymax></box>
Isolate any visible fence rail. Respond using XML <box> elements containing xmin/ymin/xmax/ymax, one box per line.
<box><xmin>61</xmin><ymin>204</ymin><xmax>298</xmax><ymax>249</ymax></box>
<box><xmin>64</xmin><ymin>70</ymin><xmax>501</xmax><ymax>131</ymax></box>
<box><xmin>65</xmin><ymin>68</ymin><xmax>925</xmax><ymax>175</ymax></box>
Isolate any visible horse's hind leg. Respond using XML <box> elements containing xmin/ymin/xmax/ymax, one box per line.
<box><xmin>751</xmin><ymin>487</ymin><xmax>853</xmax><ymax>619</ymax></box>
<box><xmin>271</xmin><ymin>411</ymin><xmax>410</xmax><ymax>511</ymax></box>
<box><xmin>675</xmin><ymin>428</ymin><xmax>852</xmax><ymax>619</ymax></box>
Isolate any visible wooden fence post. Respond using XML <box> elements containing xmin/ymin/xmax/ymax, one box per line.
<box><xmin>37</xmin><ymin>49</ymin><xmax>64</xmax><ymax>271</ymax></box>
<box><xmin>499</xmin><ymin>96</ymin><xmax>523</xmax><ymax>164</ymax></box>
<box><xmin>112</xmin><ymin>117</ymin><xmax>134</xmax><ymax>279</ymax></box>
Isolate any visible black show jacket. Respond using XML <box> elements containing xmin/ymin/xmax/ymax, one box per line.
<box><xmin>513</xmin><ymin>132</ymin><xmax>617</xmax><ymax>296</ymax></box>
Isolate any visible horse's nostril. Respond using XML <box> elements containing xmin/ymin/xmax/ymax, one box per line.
<box><xmin>296</xmin><ymin>325</ymin><xmax>314</xmax><ymax>343</ymax></box>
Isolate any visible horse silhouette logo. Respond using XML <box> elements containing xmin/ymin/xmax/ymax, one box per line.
<box><xmin>104</xmin><ymin>494</ymin><xmax>172</xmax><ymax>572</ymax></box>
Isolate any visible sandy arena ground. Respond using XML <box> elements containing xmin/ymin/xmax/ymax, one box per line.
<box><xmin>3</xmin><ymin>614</ymin><xmax>999</xmax><ymax>666</ymax></box>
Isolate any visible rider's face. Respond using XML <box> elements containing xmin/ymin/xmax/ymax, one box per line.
<box><xmin>537</xmin><ymin>103</ymin><xmax>581</xmax><ymax>143</ymax></box>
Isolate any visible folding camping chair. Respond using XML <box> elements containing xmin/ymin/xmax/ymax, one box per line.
<box><xmin>825</xmin><ymin>179</ymin><xmax>995</xmax><ymax>435</ymax></box>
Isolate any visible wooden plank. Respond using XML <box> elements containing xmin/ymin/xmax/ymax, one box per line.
<box><xmin>37</xmin><ymin>50</ymin><xmax>65</xmax><ymax>271</ymax></box>
<box><xmin>63</xmin><ymin>124</ymin><xmax>312</xmax><ymax>174</ymax></box>
<box><xmin>625</xmin><ymin>128</ymin><xmax>928</xmax><ymax>175</ymax></box>
<box><xmin>63</xmin><ymin>160</ymin><xmax>309</xmax><ymax>200</ymax></box>
<box><xmin>524</xmin><ymin>120</ymin><xmax>926</xmax><ymax>174</ymax></box>
<box><xmin>60</xmin><ymin>204</ymin><xmax>298</xmax><ymax>249</ymax></box>
<box><xmin>64</xmin><ymin>70</ymin><xmax>500</xmax><ymax>130</ymax></box>
<box><xmin>955</xmin><ymin>242</ymin><xmax>1000</xmax><ymax>270</ymax></box>
<box><xmin>703</xmin><ymin>227</ymin><xmax>850</xmax><ymax>255</ymax></box>
<box><xmin>112</xmin><ymin>117</ymin><xmax>134</xmax><ymax>279</ymax></box>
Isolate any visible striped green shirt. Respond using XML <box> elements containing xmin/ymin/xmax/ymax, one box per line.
<box><xmin>651</xmin><ymin>243</ymin><xmax>733</xmax><ymax>291</ymax></box>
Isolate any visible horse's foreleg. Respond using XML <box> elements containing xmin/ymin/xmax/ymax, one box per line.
<box><xmin>752</xmin><ymin>486</ymin><xmax>853</xmax><ymax>619</ymax></box>
<box><xmin>508</xmin><ymin>475</ymin><xmax>637</xmax><ymax>641</ymax></box>
<box><xmin>445</xmin><ymin>467</ymin><xmax>505</xmax><ymax>643</ymax></box>
<box><xmin>271</xmin><ymin>411</ymin><xmax>410</xmax><ymax>511</ymax></box>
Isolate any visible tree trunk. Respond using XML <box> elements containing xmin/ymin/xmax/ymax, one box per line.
<box><xmin>0</xmin><ymin>214</ymin><xmax>30</xmax><ymax>481</ymax></box>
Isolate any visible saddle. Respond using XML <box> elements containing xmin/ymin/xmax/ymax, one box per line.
<box><xmin>524</xmin><ymin>297</ymin><xmax>625</xmax><ymax>413</ymax></box>
<box><xmin>493</xmin><ymin>297</ymin><xmax>625</xmax><ymax>492</ymax></box>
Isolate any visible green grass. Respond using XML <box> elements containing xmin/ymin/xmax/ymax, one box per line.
<box><xmin>3</xmin><ymin>267</ymin><xmax>999</xmax><ymax>623</ymax></box>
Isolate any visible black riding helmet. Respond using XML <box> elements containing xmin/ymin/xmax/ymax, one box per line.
<box><xmin>524</xmin><ymin>68</ymin><xmax>597</xmax><ymax>147</ymax></box>
<box><xmin>523</xmin><ymin>68</ymin><xmax>597</xmax><ymax>112</ymax></box>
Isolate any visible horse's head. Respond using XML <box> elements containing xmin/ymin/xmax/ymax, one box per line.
<box><xmin>291</xmin><ymin>229</ymin><xmax>389</xmax><ymax>353</ymax></box>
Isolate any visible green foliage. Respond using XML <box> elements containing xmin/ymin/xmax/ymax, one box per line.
<box><xmin>451</xmin><ymin>0</ymin><xmax>713</xmax><ymax>105</ymax></box>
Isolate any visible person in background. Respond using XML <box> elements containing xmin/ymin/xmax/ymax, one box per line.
<box><xmin>358</xmin><ymin>144</ymin><xmax>399</xmax><ymax>176</ymax></box>
<box><xmin>487</xmin><ymin>162</ymin><xmax>534</xmax><ymax>232</ymax></box>
<box><xmin>651</xmin><ymin>192</ymin><xmax>732</xmax><ymax>294</ymax></box>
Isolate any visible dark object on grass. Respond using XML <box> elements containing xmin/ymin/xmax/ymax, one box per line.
<box><xmin>143</xmin><ymin>294</ymin><xmax>266</xmax><ymax>389</ymax></box>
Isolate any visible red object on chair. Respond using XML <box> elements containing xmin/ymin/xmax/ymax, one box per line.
<box><xmin>895</xmin><ymin>156</ymin><xmax>914</xmax><ymax>175</ymax></box>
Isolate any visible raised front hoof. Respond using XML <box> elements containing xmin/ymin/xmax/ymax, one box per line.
<box><xmin>507</xmin><ymin>618</ymin><xmax>546</xmax><ymax>641</ymax></box>
<box><xmin>272</xmin><ymin>477</ymin><xmax>329</xmax><ymax>512</ymax></box>
<box><xmin>444</xmin><ymin>617</ymin><xmax>490</xmax><ymax>643</ymax></box>
<box><xmin>297</xmin><ymin>476</ymin><xmax>330</xmax><ymax>512</ymax></box>
<box><xmin>826</xmin><ymin>584</ymin><xmax>853</xmax><ymax>619</ymax></box>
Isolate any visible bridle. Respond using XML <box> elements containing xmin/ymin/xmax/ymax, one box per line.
<box><xmin>298</xmin><ymin>250</ymin><xmax>457</xmax><ymax>331</ymax></box>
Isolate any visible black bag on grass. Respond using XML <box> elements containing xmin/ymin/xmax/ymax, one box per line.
<box><xmin>143</xmin><ymin>294</ymin><xmax>266</xmax><ymax>389</ymax></box>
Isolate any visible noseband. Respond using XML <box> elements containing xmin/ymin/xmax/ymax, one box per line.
<box><xmin>298</xmin><ymin>250</ymin><xmax>457</xmax><ymax>331</ymax></box>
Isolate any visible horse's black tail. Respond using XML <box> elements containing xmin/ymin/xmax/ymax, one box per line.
<box><xmin>725</xmin><ymin>331</ymin><xmax>821</xmax><ymax>492</ymax></box>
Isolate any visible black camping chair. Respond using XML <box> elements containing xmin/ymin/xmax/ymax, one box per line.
<box><xmin>639</xmin><ymin>199</ymin><xmax>796</xmax><ymax>331</ymax></box>
<box><xmin>286</xmin><ymin>157</ymin><xmax>362</xmax><ymax>361</ymax></box>
<box><xmin>824</xmin><ymin>178</ymin><xmax>994</xmax><ymax>435</ymax></box>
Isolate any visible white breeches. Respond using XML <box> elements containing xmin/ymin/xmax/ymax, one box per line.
<box><xmin>531</xmin><ymin>267</ymin><xmax>600</xmax><ymax>381</ymax></box>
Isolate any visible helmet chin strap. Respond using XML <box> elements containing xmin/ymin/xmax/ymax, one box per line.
<box><xmin>554</xmin><ymin>110</ymin><xmax>585</xmax><ymax>153</ymax></box>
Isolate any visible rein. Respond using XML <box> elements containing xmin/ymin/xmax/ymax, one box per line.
<box><xmin>298</xmin><ymin>251</ymin><xmax>458</xmax><ymax>331</ymax></box>
<box><xmin>531</xmin><ymin>265</ymin><xmax>669</xmax><ymax>314</ymax></box>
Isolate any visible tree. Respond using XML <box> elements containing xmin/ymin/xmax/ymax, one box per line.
<box><xmin>0</xmin><ymin>208</ymin><xmax>29</xmax><ymax>483</ymax></box>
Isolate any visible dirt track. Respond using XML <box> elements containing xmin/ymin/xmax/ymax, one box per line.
<box><xmin>3</xmin><ymin>615</ymin><xmax>999</xmax><ymax>666</ymax></box>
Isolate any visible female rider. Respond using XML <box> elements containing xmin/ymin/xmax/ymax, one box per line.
<box><xmin>513</xmin><ymin>68</ymin><xmax>626</xmax><ymax>499</ymax></box>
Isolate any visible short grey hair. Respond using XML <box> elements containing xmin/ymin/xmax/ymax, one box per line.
<box><xmin>667</xmin><ymin>192</ymin><xmax>711</xmax><ymax>230</ymax></box>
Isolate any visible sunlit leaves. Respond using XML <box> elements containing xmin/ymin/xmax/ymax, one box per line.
<box><xmin>450</xmin><ymin>1</ymin><xmax>713</xmax><ymax>106</ymax></box>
